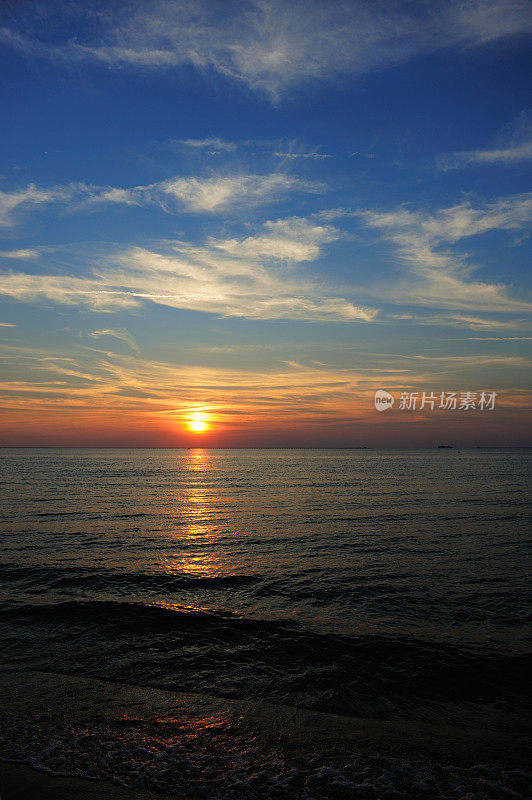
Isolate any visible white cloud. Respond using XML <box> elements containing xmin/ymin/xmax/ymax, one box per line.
<box><xmin>464</xmin><ymin>336</ymin><xmax>532</xmax><ymax>340</ymax></box>
<box><xmin>175</xmin><ymin>138</ymin><xmax>237</xmax><ymax>152</ymax></box>
<box><xmin>0</xmin><ymin>217</ymin><xmax>377</xmax><ymax>322</ymax></box>
<box><xmin>438</xmin><ymin>111</ymin><xmax>532</xmax><ymax>170</ymax></box>
<box><xmin>439</xmin><ymin>139</ymin><xmax>532</xmax><ymax>170</ymax></box>
<box><xmin>274</xmin><ymin>151</ymin><xmax>332</xmax><ymax>160</ymax></box>
<box><xmin>86</xmin><ymin>187</ymin><xmax>141</xmax><ymax>206</ymax></box>
<box><xmin>170</xmin><ymin>136</ymin><xmax>333</xmax><ymax>160</ymax></box>
<box><xmin>88</xmin><ymin>328</ymin><xmax>140</xmax><ymax>353</ymax></box>
<box><xmin>388</xmin><ymin>312</ymin><xmax>532</xmax><ymax>330</ymax></box>
<box><xmin>211</xmin><ymin>217</ymin><xmax>340</xmax><ymax>262</ymax></box>
<box><xmin>444</xmin><ymin>314</ymin><xmax>532</xmax><ymax>330</ymax></box>
<box><xmin>0</xmin><ymin>249</ymin><xmax>39</xmax><ymax>259</ymax></box>
<box><xmin>152</xmin><ymin>173</ymin><xmax>320</xmax><ymax>212</ymax></box>
<box><xmin>0</xmin><ymin>172</ymin><xmax>318</xmax><ymax>226</ymax></box>
<box><xmin>0</xmin><ymin>184</ymin><xmax>70</xmax><ymax>226</ymax></box>
<box><xmin>356</xmin><ymin>193</ymin><xmax>532</xmax><ymax>315</ymax></box>
<box><xmin>359</xmin><ymin>193</ymin><xmax>532</xmax><ymax>248</ymax></box>
<box><xmin>0</xmin><ymin>272</ymin><xmax>141</xmax><ymax>310</ymax></box>
<box><xmin>2</xmin><ymin>0</ymin><xmax>531</xmax><ymax>100</ymax></box>
<box><xmin>400</xmin><ymin>353</ymin><xmax>530</xmax><ymax>368</ymax></box>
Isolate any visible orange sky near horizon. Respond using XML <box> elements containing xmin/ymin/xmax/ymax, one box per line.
<box><xmin>1</xmin><ymin>391</ymin><xmax>529</xmax><ymax>448</ymax></box>
<box><xmin>0</xmin><ymin>338</ymin><xmax>530</xmax><ymax>448</ymax></box>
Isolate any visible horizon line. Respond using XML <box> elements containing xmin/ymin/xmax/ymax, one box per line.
<box><xmin>1</xmin><ymin>446</ymin><xmax>530</xmax><ymax>451</ymax></box>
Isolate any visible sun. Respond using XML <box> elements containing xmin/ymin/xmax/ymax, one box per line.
<box><xmin>187</xmin><ymin>412</ymin><xmax>209</xmax><ymax>433</ymax></box>
<box><xmin>189</xmin><ymin>419</ymin><xmax>208</xmax><ymax>433</ymax></box>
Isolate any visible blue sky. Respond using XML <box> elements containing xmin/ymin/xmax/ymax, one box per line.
<box><xmin>0</xmin><ymin>0</ymin><xmax>531</xmax><ymax>446</ymax></box>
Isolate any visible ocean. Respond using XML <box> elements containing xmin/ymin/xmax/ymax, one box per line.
<box><xmin>1</xmin><ymin>448</ymin><xmax>530</xmax><ymax>799</ymax></box>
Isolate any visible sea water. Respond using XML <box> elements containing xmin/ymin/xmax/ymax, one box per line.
<box><xmin>1</xmin><ymin>448</ymin><xmax>530</xmax><ymax>797</ymax></box>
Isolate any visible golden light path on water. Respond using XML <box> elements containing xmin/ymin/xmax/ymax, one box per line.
<box><xmin>156</xmin><ymin>450</ymin><xmax>226</xmax><ymax>611</ymax></box>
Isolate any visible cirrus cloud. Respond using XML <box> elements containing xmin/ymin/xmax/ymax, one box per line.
<box><xmin>0</xmin><ymin>216</ymin><xmax>377</xmax><ymax>323</ymax></box>
<box><xmin>0</xmin><ymin>171</ymin><xmax>320</xmax><ymax>227</ymax></box>
<box><xmin>1</xmin><ymin>0</ymin><xmax>531</xmax><ymax>101</ymax></box>
<box><xmin>355</xmin><ymin>193</ymin><xmax>532</xmax><ymax>315</ymax></box>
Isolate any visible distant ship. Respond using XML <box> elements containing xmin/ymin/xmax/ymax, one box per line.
<box><xmin>437</xmin><ymin>444</ymin><xmax>453</xmax><ymax>448</ymax></box>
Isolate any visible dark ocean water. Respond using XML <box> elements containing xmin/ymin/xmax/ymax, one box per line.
<box><xmin>1</xmin><ymin>448</ymin><xmax>531</xmax><ymax>798</ymax></box>
<box><xmin>1</xmin><ymin>447</ymin><xmax>530</xmax><ymax>719</ymax></box>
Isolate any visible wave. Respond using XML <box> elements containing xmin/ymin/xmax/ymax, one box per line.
<box><xmin>1</xmin><ymin>599</ymin><xmax>530</xmax><ymax>723</ymax></box>
<box><xmin>1</xmin><ymin>669</ymin><xmax>530</xmax><ymax>799</ymax></box>
<box><xmin>0</xmin><ymin>563</ymin><xmax>260</xmax><ymax>592</ymax></box>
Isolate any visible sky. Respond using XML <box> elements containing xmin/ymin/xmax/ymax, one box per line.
<box><xmin>0</xmin><ymin>0</ymin><xmax>531</xmax><ymax>447</ymax></box>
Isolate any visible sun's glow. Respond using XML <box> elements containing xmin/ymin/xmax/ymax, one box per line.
<box><xmin>187</xmin><ymin>412</ymin><xmax>209</xmax><ymax>433</ymax></box>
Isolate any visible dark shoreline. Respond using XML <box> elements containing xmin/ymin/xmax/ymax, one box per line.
<box><xmin>1</xmin><ymin>667</ymin><xmax>530</xmax><ymax>799</ymax></box>
<box><xmin>0</xmin><ymin>762</ymin><xmax>180</xmax><ymax>800</ymax></box>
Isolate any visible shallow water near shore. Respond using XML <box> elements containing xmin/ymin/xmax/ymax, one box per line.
<box><xmin>0</xmin><ymin>667</ymin><xmax>530</xmax><ymax>799</ymax></box>
<box><xmin>1</xmin><ymin>448</ymin><xmax>531</xmax><ymax>797</ymax></box>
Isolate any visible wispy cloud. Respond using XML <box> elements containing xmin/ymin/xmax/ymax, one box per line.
<box><xmin>175</xmin><ymin>137</ymin><xmax>237</xmax><ymax>152</ymax></box>
<box><xmin>0</xmin><ymin>217</ymin><xmax>376</xmax><ymax>322</ymax></box>
<box><xmin>150</xmin><ymin>173</ymin><xmax>321</xmax><ymax>212</ymax></box>
<box><xmin>393</xmin><ymin>352</ymin><xmax>530</xmax><ymax>369</ymax></box>
<box><xmin>386</xmin><ymin>312</ymin><xmax>532</xmax><ymax>330</ymax></box>
<box><xmin>438</xmin><ymin>139</ymin><xmax>532</xmax><ymax>170</ymax></box>
<box><xmin>0</xmin><ymin>352</ymin><xmax>392</xmax><ymax>442</ymax></box>
<box><xmin>210</xmin><ymin>217</ymin><xmax>340</xmax><ymax>262</ymax></box>
<box><xmin>0</xmin><ymin>184</ymin><xmax>71</xmax><ymax>227</ymax></box>
<box><xmin>388</xmin><ymin>312</ymin><xmax>532</xmax><ymax>331</ymax></box>
<box><xmin>356</xmin><ymin>193</ymin><xmax>532</xmax><ymax>316</ymax></box>
<box><xmin>444</xmin><ymin>314</ymin><xmax>532</xmax><ymax>330</ymax></box>
<box><xmin>0</xmin><ymin>272</ymin><xmax>141</xmax><ymax>310</ymax></box>
<box><xmin>88</xmin><ymin>328</ymin><xmax>140</xmax><ymax>354</ymax></box>
<box><xmin>0</xmin><ymin>172</ymin><xmax>319</xmax><ymax>226</ymax></box>
<box><xmin>464</xmin><ymin>336</ymin><xmax>532</xmax><ymax>340</ymax></box>
<box><xmin>167</xmin><ymin>136</ymin><xmax>332</xmax><ymax>159</ymax></box>
<box><xmin>2</xmin><ymin>0</ymin><xmax>530</xmax><ymax>100</ymax></box>
<box><xmin>0</xmin><ymin>248</ymin><xmax>39</xmax><ymax>259</ymax></box>
<box><xmin>0</xmin><ymin>344</ymin><xmax>528</xmax><ymax>439</ymax></box>
<box><xmin>274</xmin><ymin>148</ymin><xmax>332</xmax><ymax>160</ymax></box>
<box><xmin>438</xmin><ymin>111</ymin><xmax>532</xmax><ymax>170</ymax></box>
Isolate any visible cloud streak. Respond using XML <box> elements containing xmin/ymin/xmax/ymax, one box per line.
<box><xmin>175</xmin><ymin>137</ymin><xmax>238</xmax><ymax>152</ymax></box>
<box><xmin>2</xmin><ymin>0</ymin><xmax>531</xmax><ymax>100</ymax></box>
<box><xmin>356</xmin><ymin>193</ymin><xmax>532</xmax><ymax>315</ymax></box>
<box><xmin>439</xmin><ymin>139</ymin><xmax>532</xmax><ymax>170</ymax></box>
<box><xmin>0</xmin><ymin>172</ymin><xmax>320</xmax><ymax>226</ymax></box>
<box><xmin>464</xmin><ymin>336</ymin><xmax>532</xmax><ymax>340</ymax></box>
<box><xmin>438</xmin><ymin>112</ymin><xmax>532</xmax><ymax>170</ymax></box>
<box><xmin>0</xmin><ymin>217</ymin><xmax>376</xmax><ymax>322</ymax></box>
<box><xmin>0</xmin><ymin>184</ymin><xmax>72</xmax><ymax>227</ymax></box>
<box><xmin>2</xmin><ymin>345</ymin><xmax>524</xmax><ymax>421</ymax></box>
<box><xmin>88</xmin><ymin>328</ymin><xmax>140</xmax><ymax>354</ymax></box>
<box><xmin>0</xmin><ymin>249</ymin><xmax>40</xmax><ymax>259</ymax></box>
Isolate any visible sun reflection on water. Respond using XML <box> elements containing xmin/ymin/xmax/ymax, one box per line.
<box><xmin>158</xmin><ymin>448</ymin><xmax>224</xmax><ymax>579</ymax></box>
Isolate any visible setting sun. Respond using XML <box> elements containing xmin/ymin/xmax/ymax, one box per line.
<box><xmin>187</xmin><ymin>412</ymin><xmax>209</xmax><ymax>433</ymax></box>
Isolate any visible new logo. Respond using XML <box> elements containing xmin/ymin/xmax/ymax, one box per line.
<box><xmin>374</xmin><ymin>390</ymin><xmax>395</xmax><ymax>411</ymax></box>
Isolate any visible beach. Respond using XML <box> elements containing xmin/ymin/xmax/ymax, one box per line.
<box><xmin>1</xmin><ymin>667</ymin><xmax>530</xmax><ymax>799</ymax></box>
<box><xmin>0</xmin><ymin>763</ymin><xmax>168</xmax><ymax>800</ymax></box>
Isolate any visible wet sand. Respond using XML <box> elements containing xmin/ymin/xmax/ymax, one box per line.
<box><xmin>0</xmin><ymin>762</ymin><xmax>194</xmax><ymax>800</ymax></box>
<box><xmin>1</xmin><ymin>666</ymin><xmax>530</xmax><ymax>799</ymax></box>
